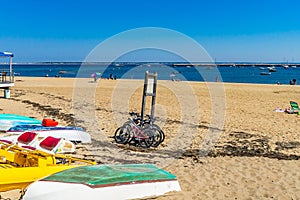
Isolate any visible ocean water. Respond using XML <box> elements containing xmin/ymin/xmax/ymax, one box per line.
<box><xmin>1</xmin><ymin>63</ymin><xmax>299</xmax><ymax>85</ymax></box>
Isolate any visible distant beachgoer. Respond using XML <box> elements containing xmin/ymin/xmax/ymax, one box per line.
<box><xmin>91</xmin><ymin>73</ymin><xmax>97</xmax><ymax>82</ymax></box>
<box><xmin>284</xmin><ymin>107</ymin><xmax>295</xmax><ymax>114</ymax></box>
<box><xmin>109</xmin><ymin>74</ymin><xmax>113</xmax><ymax>79</ymax></box>
<box><xmin>290</xmin><ymin>79</ymin><xmax>296</xmax><ymax>85</ymax></box>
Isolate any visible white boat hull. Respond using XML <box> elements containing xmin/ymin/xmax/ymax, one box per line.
<box><xmin>23</xmin><ymin>164</ymin><xmax>181</xmax><ymax>200</ymax></box>
<box><xmin>24</xmin><ymin>179</ymin><xmax>181</xmax><ymax>200</ymax></box>
<box><xmin>7</xmin><ymin>129</ymin><xmax>91</xmax><ymax>144</ymax></box>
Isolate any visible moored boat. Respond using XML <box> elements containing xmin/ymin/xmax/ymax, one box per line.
<box><xmin>268</xmin><ymin>66</ymin><xmax>277</xmax><ymax>72</ymax></box>
<box><xmin>260</xmin><ymin>72</ymin><xmax>271</xmax><ymax>75</ymax></box>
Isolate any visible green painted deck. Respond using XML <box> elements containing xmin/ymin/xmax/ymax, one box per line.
<box><xmin>42</xmin><ymin>164</ymin><xmax>177</xmax><ymax>186</ymax></box>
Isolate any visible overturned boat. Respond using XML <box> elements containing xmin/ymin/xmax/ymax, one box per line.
<box><xmin>23</xmin><ymin>164</ymin><xmax>181</xmax><ymax>200</ymax></box>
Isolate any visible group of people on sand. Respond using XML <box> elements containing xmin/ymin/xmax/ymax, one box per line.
<box><xmin>274</xmin><ymin>107</ymin><xmax>299</xmax><ymax>114</ymax></box>
<box><xmin>91</xmin><ymin>73</ymin><xmax>117</xmax><ymax>82</ymax></box>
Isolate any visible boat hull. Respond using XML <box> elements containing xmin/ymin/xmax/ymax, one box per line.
<box><xmin>6</xmin><ymin>129</ymin><xmax>91</xmax><ymax>144</ymax></box>
<box><xmin>0</xmin><ymin>165</ymin><xmax>81</xmax><ymax>192</ymax></box>
<box><xmin>0</xmin><ymin>114</ymin><xmax>41</xmax><ymax>131</ymax></box>
<box><xmin>24</xmin><ymin>179</ymin><xmax>180</xmax><ymax>200</ymax></box>
<box><xmin>23</xmin><ymin>164</ymin><xmax>181</xmax><ymax>200</ymax></box>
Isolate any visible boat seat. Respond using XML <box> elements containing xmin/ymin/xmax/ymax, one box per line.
<box><xmin>39</xmin><ymin>136</ymin><xmax>62</xmax><ymax>151</ymax></box>
<box><xmin>17</xmin><ymin>132</ymin><xmax>38</xmax><ymax>145</ymax></box>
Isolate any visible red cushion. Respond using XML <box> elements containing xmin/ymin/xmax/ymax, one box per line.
<box><xmin>39</xmin><ymin>136</ymin><xmax>61</xmax><ymax>151</ymax></box>
<box><xmin>42</xmin><ymin>119</ymin><xmax>58</xmax><ymax>127</ymax></box>
<box><xmin>17</xmin><ymin>132</ymin><xmax>37</xmax><ymax>144</ymax></box>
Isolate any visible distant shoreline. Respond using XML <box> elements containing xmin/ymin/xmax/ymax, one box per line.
<box><xmin>1</xmin><ymin>61</ymin><xmax>300</xmax><ymax>67</ymax></box>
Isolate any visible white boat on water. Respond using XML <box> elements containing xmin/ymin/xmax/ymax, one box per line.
<box><xmin>267</xmin><ymin>66</ymin><xmax>277</xmax><ymax>72</ymax></box>
<box><xmin>283</xmin><ymin>65</ymin><xmax>289</xmax><ymax>69</ymax></box>
<box><xmin>260</xmin><ymin>72</ymin><xmax>271</xmax><ymax>75</ymax></box>
<box><xmin>23</xmin><ymin>164</ymin><xmax>181</xmax><ymax>200</ymax></box>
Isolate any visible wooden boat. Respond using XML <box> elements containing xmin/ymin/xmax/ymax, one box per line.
<box><xmin>6</xmin><ymin>124</ymin><xmax>91</xmax><ymax>143</ymax></box>
<box><xmin>23</xmin><ymin>164</ymin><xmax>181</xmax><ymax>200</ymax></box>
<box><xmin>0</xmin><ymin>141</ymin><xmax>95</xmax><ymax>192</ymax></box>
<box><xmin>0</xmin><ymin>114</ymin><xmax>41</xmax><ymax>131</ymax></box>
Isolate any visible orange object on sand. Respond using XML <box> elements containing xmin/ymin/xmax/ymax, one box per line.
<box><xmin>42</xmin><ymin>119</ymin><xmax>58</xmax><ymax>127</ymax></box>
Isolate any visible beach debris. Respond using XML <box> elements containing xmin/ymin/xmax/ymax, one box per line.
<box><xmin>182</xmin><ymin>131</ymin><xmax>300</xmax><ymax>161</ymax></box>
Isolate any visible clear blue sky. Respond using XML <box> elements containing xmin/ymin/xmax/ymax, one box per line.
<box><xmin>1</xmin><ymin>0</ymin><xmax>300</xmax><ymax>62</ymax></box>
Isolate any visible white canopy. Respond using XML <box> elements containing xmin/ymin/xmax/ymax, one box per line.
<box><xmin>0</xmin><ymin>52</ymin><xmax>13</xmax><ymax>58</ymax></box>
<box><xmin>0</xmin><ymin>51</ymin><xmax>14</xmax><ymax>83</ymax></box>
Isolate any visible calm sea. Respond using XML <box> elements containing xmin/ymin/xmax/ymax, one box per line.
<box><xmin>1</xmin><ymin>63</ymin><xmax>299</xmax><ymax>85</ymax></box>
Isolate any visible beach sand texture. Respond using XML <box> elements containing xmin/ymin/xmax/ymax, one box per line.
<box><xmin>1</xmin><ymin>77</ymin><xmax>300</xmax><ymax>199</ymax></box>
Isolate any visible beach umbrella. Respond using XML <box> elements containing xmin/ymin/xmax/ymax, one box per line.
<box><xmin>91</xmin><ymin>73</ymin><xmax>96</xmax><ymax>77</ymax></box>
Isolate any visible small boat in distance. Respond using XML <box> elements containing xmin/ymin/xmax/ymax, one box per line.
<box><xmin>260</xmin><ymin>72</ymin><xmax>271</xmax><ymax>75</ymax></box>
<box><xmin>268</xmin><ymin>66</ymin><xmax>277</xmax><ymax>72</ymax></box>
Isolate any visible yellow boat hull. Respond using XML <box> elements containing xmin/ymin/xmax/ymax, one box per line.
<box><xmin>0</xmin><ymin>141</ymin><xmax>96</xmax><ymax>192</ymax></box>
<box><xmin>0</xmin><ymin>164</ymin><xmax>81</xmax><ymax>192</ymax></box>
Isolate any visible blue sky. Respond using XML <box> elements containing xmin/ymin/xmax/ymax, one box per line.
<box><xmin>0</xmin><ymin>0</ymin><xmax>300</xmax><ymax>62</ymax></box>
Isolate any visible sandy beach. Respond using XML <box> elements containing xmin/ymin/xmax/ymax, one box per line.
<box><xmin>1</xmin><ymin>76</ymin><xmax>300</xmax><ymax>199</ymax></box>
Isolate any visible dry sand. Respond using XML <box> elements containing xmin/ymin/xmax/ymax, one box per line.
<box><xmin>1</xmin><ymin>76</ymin><xmax>300</xmax><ymax>199</ymax></box>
